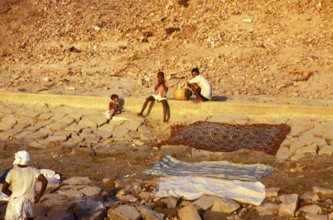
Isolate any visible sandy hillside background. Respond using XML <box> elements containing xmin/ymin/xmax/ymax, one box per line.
<box><xmin>0</xmin><ymin>0</ymin><xmax>332</xmax><ymax>99</ymax></box>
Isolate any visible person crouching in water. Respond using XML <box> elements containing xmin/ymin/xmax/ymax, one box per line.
<box><xmin>2</xmin><ymin>150</ymin><xmax>48</xmax><ymax>220</ymax></box>
<box><xmin>138</xmin><ymin>71</ymin><xmax>169</xmax><ymax>122</ymax></box>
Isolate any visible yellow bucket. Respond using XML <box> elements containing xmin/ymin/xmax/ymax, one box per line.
<box><xmin>173</xmin><ymin>89</ymin><xmax>192</xmax><ymax>100</ymax></box>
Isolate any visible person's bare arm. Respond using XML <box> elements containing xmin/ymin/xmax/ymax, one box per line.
<box><xmin>35</xmin><ymin>174</ymin><xmax>48</xmax><ymax>203</ymax></box>
<box><xmin>161</xmin><ymin>81</ymin><xmax>168</xmax><ymax>93</ymax></box>
<box><xmin>2</xmin><ymin>181</ymin><xmax>12</xmax><ymax>196</ymax></box>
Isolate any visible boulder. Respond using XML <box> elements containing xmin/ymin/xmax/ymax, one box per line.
<box><xmin>211</xmin><ymin>197</ymin><xmax>240</xmax><ymax>213</ymax></box>
<box><xmin>256</xmin><ymin>203</ymin><xmax>279</xmax><ymax>216</ymax></box>
<box><xmin>298</xmin><ymin>204</ymin><xmax>322</xmax><ymax>215</ymax></box>
<box><xmin>108</xmin><ymin>205</ymin><xmax>141</xmax><ymax>220</ymax></box>
<box><xmin>193</xmin><ymin>195</ymin><xmax>219</xmax><ymax>210</ymax></box>
<box><xmin>178</xmin><ymin>204</ymin><xmax>201</xmax><ymax>220</ymax></box>
<box><xmin>278</xmin><ymin>194</ymin><xmax>299</xmax><ymax>217</ymax></box>
<box><xmin>80</xmin><ymin>186</ymin><xmax>101</xmax><ymax>197</ymax></box>
<box><xmin>63</xmin><ymin>177</ymin><xmax>92</xmax><ymax>185</ymax></box>
<box><xmin>318</xmin><ymin>145</ymin><xmax>333</xmax><ymax>156</ymax></box>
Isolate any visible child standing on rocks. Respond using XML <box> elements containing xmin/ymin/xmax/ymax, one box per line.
<box><xmin>105</xmin><ymin>94</ymin><xmax>121</xmax><ymax>120</ymax></box>
<box><xmin>138</xmin><ymin>71</ymin><xmax>169</xmax><ymax>122</ymax></box>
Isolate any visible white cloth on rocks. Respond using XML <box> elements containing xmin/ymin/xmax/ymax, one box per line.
<box><xmin>39</xmin><ymin>169</ymin><xmax>60</xmax><ymax>184</ymax></box>
<box><xmin>153</xmin><ymin>176</ymin><xmax>266</xmax><ymax>206</ymax></box>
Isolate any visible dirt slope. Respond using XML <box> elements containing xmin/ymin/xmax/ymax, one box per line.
<box><xmin>0</xmin><ymin>0</ymin><xmax>333</xmax><ymax>99</ymax></box>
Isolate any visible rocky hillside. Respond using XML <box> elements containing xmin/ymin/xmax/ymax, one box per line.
<box><xmin>0</xmin><ymin>0</ymin><xmax>332</xmax><ymax>99</ymax></box>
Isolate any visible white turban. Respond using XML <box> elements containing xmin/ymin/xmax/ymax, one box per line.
<box><xmin>13</xmin><ymin>150</ymin><xmax>31</xmax><ymax>165</ymax></box>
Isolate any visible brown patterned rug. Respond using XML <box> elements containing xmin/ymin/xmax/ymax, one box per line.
<box><xmin>161</xmin><ymin>121</ymin><xmax>291</xmax><ymax>155</ymax></box>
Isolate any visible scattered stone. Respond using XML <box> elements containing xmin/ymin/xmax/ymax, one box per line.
<box><xmin>275</xmin><ymin>146</ymin><xmax>290</xmax><ymax>161</ymax></box>
<box><xmin>108</xmin><ymin>205</ymin><xmax>141</xmax><ymax>220</ymax></box>
<box><xmin>266</xmin><ymin>188</ymin><xmax>280</xmax><ymax>197</ymax></box>
<box><xmin>65</xmin><ymin>123</ymin><xmax>87</xmax><ymax>132</ymax></box>
<box><xmin>138</xmin><ymin>206</ymin><xmax>164</xmax><ymax>220</ymax></box>
<box><xmin>75</xmin><ymin>199</ymin><xmax>106</xmax><ymax>220</ymax></box>
<box><xmin>79</xmin><ymin>118</ymin><xmax>98</xmax><ymax>128</ymax></box>
<box><xmin>211</xmin><ymin>197</ymin><xmax>241</xmax><ymax>213</ymax></box>
<box><xmin>161</xmin><ymin>197</ymin><xmax>178</xmax><ymax>209</ymax></box>
<box><xmin>178</xmin><ymin>204</ymin><xmax>201</xmax><ymax>220</ymax></box>
<box><xmin>80</xmin><ymin>186</ymin><xmax>101</xmax><ymax>197</ymax></box>
<box><xmin>278</xmin><ymin>194</ymin><xmax>299</xmax><ymax>217</ymax></box>
<box><xmin>0</xmin><ymin>115</ymin><xmax>17</xmax><ymax>130</ymax></box>
<box><xmin>305</xmin><ymin>213</ymin><xmax>327</xmax><ymax>220</ymax></box>
<box><xmin>295</xmin><ymin>145</ymin><xmax>318</xmax><ymax>156</ymax></box>
<box><xmin>298</xmin><ymin>204</ymin><xmax>322</xmax><ymax>215</ymax></box>
<box><xmin>193</xmin><ymin>195</ymin><xmax>219</xmax><ymax>210</ymax></box>
<box><xmin>96</xmin><ymin>130</ymin><xmax>113</xmax><ymax>139</ymax></box>
<box><xmin>313</xmin><ymin>186</ymin><xmax>333</xmax><ymax>200</ymax></box>
<box><xmin>58</xmin><ymin>189</ymin><xmax>85</xmax><ymax>199</ymax></box>
<box><xmin>256</xmin><ymin>203</ymin><xmax>279</xmax><ymax>216</ymax></box>
<box><xmin>63</xmin><ymin>177</ymin><xmax>92</xmax><ymax>185</ymax></box>
<box><xmin>318</xmin><ymin>145</ymin><xmax>333</xmax><ymax>155</ymax></box>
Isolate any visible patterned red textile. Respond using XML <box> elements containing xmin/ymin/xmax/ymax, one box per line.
<box><xmin>161</xmin><ymin>121</ymin><xmax>291</xmax><ymax>155</ymax></box>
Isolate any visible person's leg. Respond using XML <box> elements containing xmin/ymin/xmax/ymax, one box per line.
<box><xmin>189</xmin><ymin>83</ymin><xmax>203</xmax><ymax>102</ymax></box>
<box><xmin>138</xmin><ymin>96</ymin><xmax>154</xmax><ymax>116</ymax></box>
<box><xmin>161</xmin><ymin>100</ymin><xmax>168</xmax><ymax>122</ymax></box>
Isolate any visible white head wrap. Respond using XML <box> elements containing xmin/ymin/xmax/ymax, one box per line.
<box><xmin>13</xmin><ymin>150</ymin><xmax>31</xmax><ymax>165</ymax></box>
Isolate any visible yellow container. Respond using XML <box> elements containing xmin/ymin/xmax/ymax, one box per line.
<box><xmin>173</xmin><ymin>89</ymin><xmax>192</xmax><ymax>100</ymax></box>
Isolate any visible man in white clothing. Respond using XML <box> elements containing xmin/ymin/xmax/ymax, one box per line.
<box><xmin>2</xmin><ymin>150</ymin><xmax>48</xmax><ymax>220</ymax></box>
<box><xmin>187</xmin><ymin>68</ymin><xmax>212</xmax><ymax>103</ymax></box>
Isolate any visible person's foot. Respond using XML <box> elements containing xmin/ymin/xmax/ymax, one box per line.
<box><xmin>193</xmin><ymin>98</ymin><xmax>203</xmax><ymax>103</ymax></box>
<box><xmin>163</xmin><ymin>119</ymin><xmax>167</xmax><ymax>123</ymax></box>
<box><xmin>137</xmin><ymin>112</ymin><xmax>143</xmax><ymax>117</ymax></box>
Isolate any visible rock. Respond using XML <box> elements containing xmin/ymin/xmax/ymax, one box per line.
<box><xmin>80</xmin><ymin>133</ymin><xmax>101</xmax><ymax>144</ymax></box>
<box><xmin>295</xmin><ymin>145</ymin><xmax>318</xmax><ymax>156</ymax></box>
<box><xmin>65</xmin><ymin>123</ymin><xmax>87</xmax><ymax>132</ymax></box>
<box><xmin>203</xmin><ymin>210</ymin><xmax>229</xmax><ymax>220</ymax></box>
<box><xmin>86</xmin><ymin>114</ymin><xmax>108</xmax><ymax>127</ymax></box>
<box><xmin>80</xmin><ymin>186</ymin><xmax>101</xmax><ymax>197</ymax></box>
<box><xmin>58</xmin><ymin>190</ymin><xmax>85</xmax><ymax>199</ymax></box>
<box><xmin>266</xmin><ymin>188</ymin><xmax>280</xmax><ymax>197</ymax></box>
<box><xmin>318</xmin><ymin>145</ymin><xmax>333</xmax><ymax>155</ymax></box>
<box><xmin>79</xmin><ymin>118</ymin><xmax>98</xmax><ymax>128</ymax></box>
<box><xmin>161</xmin><ymin>197</ymin><xmax>178</xmax><ymax>209</ymax></box>
<box><xmin>98</xmin><ymin>123</ymin><xmax>116</xmax><ymax>132</ymax></box>
<box><xmin>138</xmin><ymin>192</ymin><xmax>153</xmax><ymax>201</ymax></box>
<box><xmin>118</xmin><ymin>194</ymin><xmax>138</xmax><ymax>203</ymax></box>
<box><xmin>305</xmin><ymin>213</ymin><xmax>328</xmax><ymax>220</ymax></box>
<box><xmin>43</xmin><ymin>207</ymin><xmax>75</xmax><ymax>220</ymax></box>
<box><xmin>140</xmin><ymin>132</ymin><xmax>151</xmax><ymax>141</ymax></box>
<box><xmin>53</xmin><ymin>130</ymin><xmax>72</xmax><ymax>138</ymax></box>
<box><xmin>301</xmin><ymin>191</ymin><xmax>320</xmax><ymax>203</ymax></box>
<box><xmin>275</xmin><ymin>146</ymin><xmax>290</xmax><ymax>161</ymax></box>
<box><xmin>108</xmin><ymin>205</ymin><xmax>141</xmax><ymax>220</ymax></box>
<box><xmin>193</xmin><ymin>195</ymin><xmax>219</xmax><ymax>210</ymax></box>
<box><xmin>63</xmin><ymin>177</ymin><xmax>92</xmax><ymax>185</ymax></box>
<box><xmin>47</xmin><ymin>120</ymin><xmax>75</xmax><ymax>131</ymax></box>
<box><xmin>278</xmin><ymin>194</ymin><xmax>299</xmax><ymax>217</ymax></box>
<box><xmin>178</xmin><ymin>204</ymin><xmax>201</xmax><ymax>220</ymax></box>
<box><xmin>113</xmin><ymin>126</ymin><xmax>129</xmax><ymax>139</ymax></box>
<box><xmin>40</xmin><ymin>193</ymin><xmax>69</xmax><ymax>206</ymax></box>
<box><xmin>28</xmin><ymin>141</ymin><xmax>46</xmax><ymax>149</ymax></box>
<box><xmin>96</xmin><ymin>130</ymin><xmax>113</xmax><ymax>139</ymax></box>
<box><xmin>0</xmin><ymin>115</ymin><xmax>17</xmax><ymax>130</ymax></box>
<box><xmin>298</xmin><ymin>204</ymin><xmax>322</xmax><ymax>215</ymax></box>
<box><xmin>138</xmin><ymin>206</ymin><xmax>164</xmax><ymax>220</ymax></box>
<box><xmin>123</xmin><ymin>120</ymin><xmax>142</xmax><ymax>131</ymax></box>
<box><xmin>44</xmin><ymin>135</ymin><xmax>68</xmax><ymax>143</ymax></box>
<box><xmin>132</xmin><ymin>139</ymin><xmax>144</xmax><ymax>146</ymax></box>
<box><xmin>256</xmin><ymin>203</ymin><xmax>279</xmax><ymax>216</ymax></box>
<box><xmin>289</xmin><ymin>141</ymin><xmax>305</xmax><ymax>155</ymax></box>
<box><xmin>211</xmin><ymin>197</ymin><xmax>240</xmax><ymax>213</ymax></box>
<box><xmin>313</xmin><ymin>186</ymin><xmax>333</xmax><ymax>200</ymax></box>
<box><xmin>75</xmin><ymin>199</ymin><xmax>106</xmax><ymax>220</ymax></box>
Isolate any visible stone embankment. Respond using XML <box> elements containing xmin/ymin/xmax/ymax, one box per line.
<box><xmin>1</xmin><ymin>94</ymin><xmax>333</xmax><ymax>219</ymax></box>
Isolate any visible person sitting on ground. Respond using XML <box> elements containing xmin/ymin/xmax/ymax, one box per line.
<box><xmin>106</xmin><ymin>94</ymin><xmax>121</xmax><ymax>120</ymax></box>
<box><xmin>187</xmin><ymin>68</ymin><xmax>212</xmax><ymax>103</ymax></box>
<box><xmin>138</xmin><ymin>71</ymin><xmax>169</xmax><ymax>122</ymax></box>
<box><xmin>2</xmin><ymin>150</ymin><xmax>48</xmax><ymax>220</ymax></box>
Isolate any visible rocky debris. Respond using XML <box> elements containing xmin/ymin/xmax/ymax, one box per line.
<box><xmin>108</xmin><ymin>205</ymin><xmax>141</xmax><ymax>220</ymax></box>
<box><xmin>278</xmin><ymin>194</ymin><xmax>299</xmax><ymax>217</ymax></box>
<box><xmin>178</xmin><ymin>204</ymin><xmax>201</xmax><ymax>220</ymax></box>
